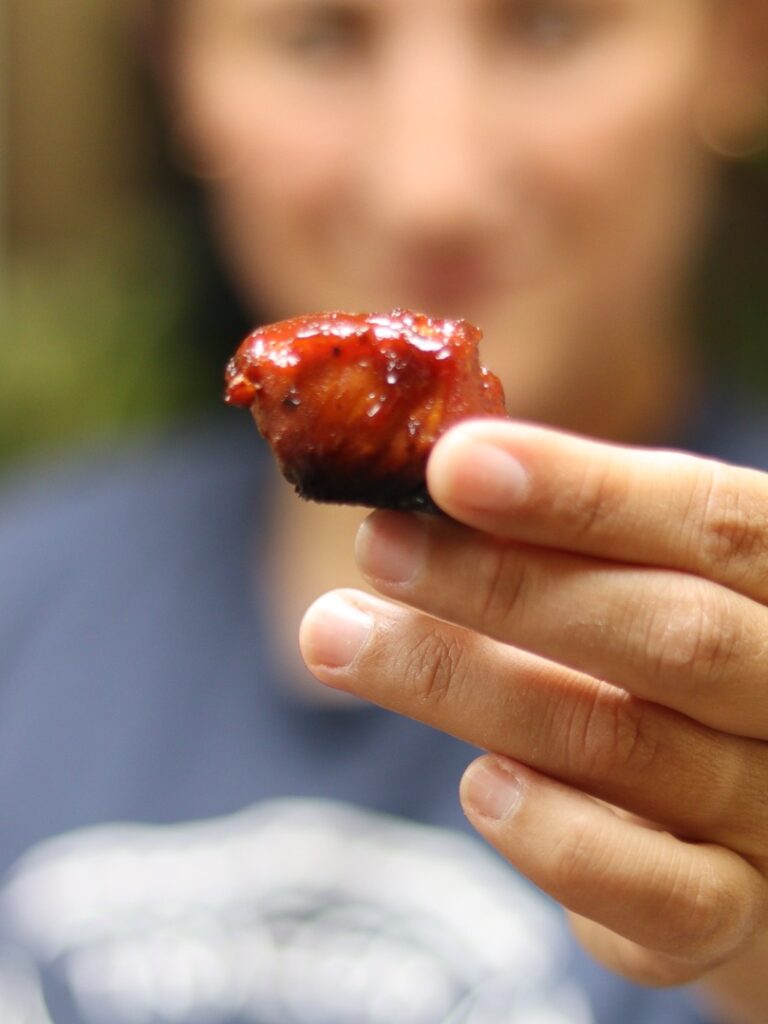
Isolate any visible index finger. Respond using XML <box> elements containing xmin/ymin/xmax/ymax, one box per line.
<box><xmin>428</xmin><ymin>420</ymin><xmax>768</xmax><ymax>603</ymax></box>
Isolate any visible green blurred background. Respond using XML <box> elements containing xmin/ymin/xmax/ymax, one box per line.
<box><xmin>0</xmin><ymin>2</ymin><xmax>250</xmax><ymax>473</ymax></box>
<box><xmin>1</xmin><ymin>3</ymin><xmax>766</xmax><ymax>473</ymax></box>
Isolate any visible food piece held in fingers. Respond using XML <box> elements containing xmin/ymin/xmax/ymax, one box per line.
<box><xmin>225</xmin><ymin>309</ymin><xmax>506</xmax><ymax>511</ymax></box>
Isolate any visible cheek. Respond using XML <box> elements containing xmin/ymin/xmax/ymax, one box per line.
<box><xmin>512</xmin><ymin>44</ymin><xmax>712</xmax><ymax>300</ymax></box>
<box><xmin>241</xmin><ymin>109</ymin><xmax>357</xmax><ymax>215</ymax></box>
<box><xmin>191</xmin><ymin>64</ymin><xmax>362</xmax><ymax>219</ymax></box>
<box><xmin>179</xmin><ymin>59</ymin><xmax>369</xmax><ymax>314</ymax></box>
<box><xmin>177</xmin><ymin>42</ymin><xmax>366</xmax><ymax>216</ymax></box>
<box><xmin>209</xmin><ymin>106</ymin><xmax>368</xmax><ymax>315</ymax></box>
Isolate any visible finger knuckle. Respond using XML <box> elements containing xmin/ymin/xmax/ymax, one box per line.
<box><xmin>477</xmin><ymin>544</ymin><xmax>529</xmax><ymax>629</ymax></box>
<box><xmin>566</xmin><ymin>687</ymin><xmax>660</xmax><ymax>777</ymax></box>
<box><xmin>657</xmin><ymin>857</ymin><xmax>756</xmax><ymax>962</ymax></box>
<box><xmin>645</xmin><ymin>580</ymin><xmax>741</xmax><ymax>687</ymax></box>
<box><xmin>562</xmin><ymin>459</ymin><xmax>618</xmax><ymax>541</ymax></box>
<box><xmin>406</xmin><ymin>629</ymin><xmax>466</xmax><ymax>707</ymax></box>
<box><xmin>695</xmin><ymin>463</ymin><xmax>768</xmax><ymax>575</ymax></box>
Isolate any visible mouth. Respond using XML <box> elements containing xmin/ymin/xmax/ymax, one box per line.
<box><xmin>393</xmin><ymin>254</ymin><xmax>518</xmax><ymax>317</ymax></box>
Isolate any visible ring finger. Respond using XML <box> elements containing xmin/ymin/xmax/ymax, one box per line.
<box><xmin>300</xmin><ymin>589</ymin><xmax>768</xmax><ymax>858</ymax></box>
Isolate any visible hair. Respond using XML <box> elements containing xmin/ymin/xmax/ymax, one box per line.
<box><xmin>140</xmin><ymin>0</ymin><xmax>253</xmax><ymax>382</ymax></box>
<box><xmin>697</xmin><ymin>162</ymin><xmax>768</xmax><ymax>394</ymax></box>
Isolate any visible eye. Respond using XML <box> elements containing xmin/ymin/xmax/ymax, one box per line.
<box><xmin>523</xmin><ymin>8</ymin><xmax>575</xmax><ymax>46</ymax></box>
<box><xmin>270</xmin><ymin>3</ymin><xmax>371</xmax><ymax>65</ymax></box>
<box><xmin>494</xmin><ymin>0</ymin><xmax>591</xmax><ymax>51</ymax></box>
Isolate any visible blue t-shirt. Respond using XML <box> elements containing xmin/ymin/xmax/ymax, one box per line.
<box><xmin>2</xmin><ymin>402</ymin><xmax>761</xmax><ymax>1024</ymax></box>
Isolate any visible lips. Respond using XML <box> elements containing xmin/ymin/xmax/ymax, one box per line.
<box><xmin>386</xmin><ymin>264</ymin><xmax>497</xmax><ymax>318</ymax></box>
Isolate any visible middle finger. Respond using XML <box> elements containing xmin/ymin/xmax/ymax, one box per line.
<box><xmin>355</xmin><ymin>511</ymin><xmax>768</xmax><ymax>739</ymax></box>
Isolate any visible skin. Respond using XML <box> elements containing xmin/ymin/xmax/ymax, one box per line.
<box><xmin>301</xmin><ymin>422</ymin><xmax>768</xmax><ymax>1020</ymax></box>
<box><xmin>165</xmin><ymin>0</ymin><xmax>768</xmax><ymax>1017</ymax></box>
<box><xmin>169</xmin><ymin>0</ymin><xmax>735</xmax><ymax>439</ymax></box>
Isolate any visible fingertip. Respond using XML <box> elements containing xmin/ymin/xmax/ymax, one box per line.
<box><xmin>355</xmin><ymin>510</ymin><xmax>426</xmax><ymax>585</ymax></box>
<box><xmin>300</xmin><ymin>590</ymin><xmax>373</xmax><ymax>672</ymax></box>
<box><xmin>460</xmin><ymin>755</ymin><xmax>526</xmax><ymax>823</ymax></box>
<box><xmin>428</xmin><ymin>423</ymin><xmax>530</xmax><ymax>519</ymax></box>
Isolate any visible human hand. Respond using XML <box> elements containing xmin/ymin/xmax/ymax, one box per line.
<box><xmin>300</xmin><ymin>419</ymin><xmax>768</xmax><ymax>1016</ymax></box>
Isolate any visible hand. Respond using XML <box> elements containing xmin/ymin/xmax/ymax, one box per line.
<box><xmin>299</xmin><ymin>419</ymin><xmax>768</xmax><ymax>1017</ymax></box>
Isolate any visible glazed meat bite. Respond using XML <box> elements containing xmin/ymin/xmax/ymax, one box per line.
<box><xmin>224</xmin><ymin>309</ymin><xmax>506</xmax><ymax>511</ymax></box>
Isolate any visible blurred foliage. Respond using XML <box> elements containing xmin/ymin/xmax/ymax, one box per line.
<box><xmin>698</xmin><ymin>159</ymin><xmax>768</xmax><ymax>396</ymax></box>
<box><xmin>0</xmin><ymin>200</ymin><xmax>249</xmax><ymax>471</ymax></box>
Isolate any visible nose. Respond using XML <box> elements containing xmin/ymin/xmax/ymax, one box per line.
<box><xmin>364</xmin><ymin>35</ymin><xmax>504</xmax><ymax>242</ymax></box>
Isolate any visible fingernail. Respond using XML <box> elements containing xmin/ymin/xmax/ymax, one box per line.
<box><xmin>453</xmin><ymin>443</ymin><xmax>528</xmax><ymax>512</ymax></box>
<box><xmin>301</xmin><ymin>592</ymin><xmax>373</xmax><ymax>669</ymax></box>
<box><xmin>356</xmin><ymin>511</ymin><xmax>426</xmax><ymax>585</ymax></box>
<box><xmin>463</xmin><ymin>757</ymin><xmax>523</xmax><ymax>821</ymax></box>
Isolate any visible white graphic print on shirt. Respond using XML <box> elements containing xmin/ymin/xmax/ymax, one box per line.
<box><xmin>0</xmin><ymin>800</ymin><xmax>593</xmax><ymax>1024</ymax></box>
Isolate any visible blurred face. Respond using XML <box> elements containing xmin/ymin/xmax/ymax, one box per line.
<box><xmin>169</xmin><ymin>0</ymin><xmax>754</xmax><ymax>433</ymax></box>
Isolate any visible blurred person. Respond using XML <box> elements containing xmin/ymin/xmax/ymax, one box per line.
<box><xmin>0</xmin><ymin>1</ymin><xmax>767</xmax><ymax>1022</ymax></box>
